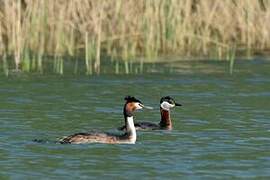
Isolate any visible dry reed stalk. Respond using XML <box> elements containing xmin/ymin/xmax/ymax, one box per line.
<box><xmin>0</xmin><ymin>0</ymin><xmax>270</xmax><ymax>73</ymax></box>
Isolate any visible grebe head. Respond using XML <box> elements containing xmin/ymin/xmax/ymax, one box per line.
<box><xmin>124</xmin><ymin>96</ymin><xmax>143</xmax><ymax>115</ymax></box>
<box><xmin>125</xmin><ymin>96</ymin><xmax>143</xmax><ymax>109</ymax></box>
<box><xmin>123</xmin><ymin>96</ymin><xmax>152</xmax><ymax>117</ymax></box>
<box><xmin>160</xmin><ymin>96</ymin><xmax>182</xmax><ymax>111</ymax></box>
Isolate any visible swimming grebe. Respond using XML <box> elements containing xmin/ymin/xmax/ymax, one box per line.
<box><xmin>59</xmin><ymin>96</ymin><xmax>151</xmax><ymax>144</ymax></box>
<box><xmin>118</xmin><ymin>96</ymin><xmax>181</xmax><ymax>131</ymax></box>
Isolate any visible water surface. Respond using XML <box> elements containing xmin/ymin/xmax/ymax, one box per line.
<box><xmin>0</xmin><ymin>59</ymin><xmax>270</xmax><ymax>179</ymax></box>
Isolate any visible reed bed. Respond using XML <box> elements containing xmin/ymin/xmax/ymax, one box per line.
<box><xmin>0</xmin><ymin>0</ymin><xmax>270</xmax><ymax>74</ymax></box>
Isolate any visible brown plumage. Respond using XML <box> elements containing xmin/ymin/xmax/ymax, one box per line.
<box><xmin>60</xmin><ymin>132</ymin><xmax>129</xmax><ymax>144</ymax></box>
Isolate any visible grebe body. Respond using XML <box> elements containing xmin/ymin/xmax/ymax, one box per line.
<box><xmin>60</xmin><ymin>96</ymin><xmax>149</xmax><ymax>144</ymax></box>
<box><xmin>118</xmin><ymin>96</ymin><xmax>181</xmax><ymax>131</ymax></box>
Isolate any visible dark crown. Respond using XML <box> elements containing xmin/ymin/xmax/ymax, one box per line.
<box><xmin>124</xmin><ymin>96</ymin><xmax>142</xmax><ymax>103</ymax></box>
<box><xmin>160</xmin><ymin>96</ymin><xmax>175</xmax><ymax>104</ymax></box>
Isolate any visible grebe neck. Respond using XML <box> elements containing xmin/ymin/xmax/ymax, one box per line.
<box><xmin>159</xmin><ymin>108</ymin><xmax>172</xmax><ymax>130</ymax></box>
<box><xmin>125</xmin><ymin>116</ymin><xmax>136</xmax><ymax>143</ymax></box>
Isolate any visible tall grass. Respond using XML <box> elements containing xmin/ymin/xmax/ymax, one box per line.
<box><xmin>0</xmin><ymin>0</ymin><xmax>270</xmax><ymax>74</ymax></box>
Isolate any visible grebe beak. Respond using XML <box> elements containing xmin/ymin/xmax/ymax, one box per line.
<box><xmin>175</xmin><ymin>103</ymin><xmax>182</xmax><ymax>107</ymax></box>
<box><xmin>142</xmin><ymin>104</ymin><xmax>154</xmax><ymax>110</ymax></box>
<box><xmin>138</xmin><ymin>103</ymin><xmax>154</xmax><ymax>110</ymax></box>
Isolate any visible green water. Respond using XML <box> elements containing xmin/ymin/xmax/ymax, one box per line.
<box><xmin>0</xmin><ymin>59</ymin><xmax>270</xmax><ymax>179</ymax></box>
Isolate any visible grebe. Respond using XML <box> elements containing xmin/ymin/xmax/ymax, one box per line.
<box><xmin>118</xmin><ymin>96</ymin><xmax>181</xmax><ymax>131</ymax></box>
<box><xmin>59</xmin><ymin>96</ymin><xmax>151</xmax><ymax>144</ymax></box>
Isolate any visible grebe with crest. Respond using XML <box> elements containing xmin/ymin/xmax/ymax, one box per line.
<box><xmin>118</xmin><ymin>96</ymin><xmax>181</xmax><ymax>131</ymax></box>
<box><xmin>59</xmin><ymin>96</ymin><xmax>152</xmax><ymax>144</ymax></box>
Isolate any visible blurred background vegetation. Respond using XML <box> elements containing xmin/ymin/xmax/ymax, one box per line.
<box><xmin>0</xmin><ymin>0</ymin><xmax>270</xmax><ymax>74</ymax></box>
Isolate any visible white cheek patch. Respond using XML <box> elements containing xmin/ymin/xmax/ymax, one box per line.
<box><xmin>160</xmin><ymin>101</ymin><xmax>174</xmax><ymax>111</ymax></box>
<box><xmin>134</xmin><ymin>102</ymin><xmax>143</xmax><ymax>110</ymax></box>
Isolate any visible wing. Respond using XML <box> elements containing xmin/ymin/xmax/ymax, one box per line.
<box><xmin>135</xmin><ymin>122</ymin><xmax>159</xmax><ymax>130</ymax></box>
<box><xmin>59</xmin><ymin>132</ymin><xmax>119</xmax><ymax>144</ymax></box>
<box><xmin>118</xmin><ymin>122</ymin><xmax>159</xmax><ymax>131</ymax></box>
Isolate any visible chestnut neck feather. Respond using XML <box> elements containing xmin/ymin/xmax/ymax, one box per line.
<box><xmin>159</xmin><ymin>108</ymin><xmax>172</xmax><ymax>130</ymax></box>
